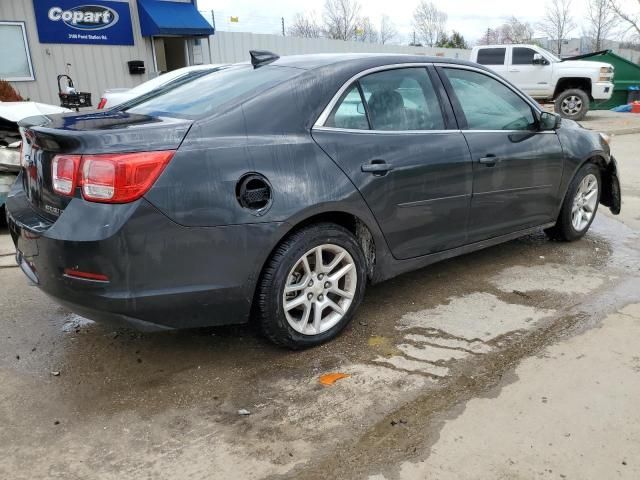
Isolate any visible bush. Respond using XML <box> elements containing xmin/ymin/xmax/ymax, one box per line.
<box><xmin>0</xmin><ymin>80</ymin><xmax>23</xmax><ymax>102</ymax></box>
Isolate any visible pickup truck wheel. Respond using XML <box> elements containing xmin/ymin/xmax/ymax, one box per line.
<box><xmin>554</xmin><ymin>89</ymin><xmax>590</xmax><ymax>121</ymax></box>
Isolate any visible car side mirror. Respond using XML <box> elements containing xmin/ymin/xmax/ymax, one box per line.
<box><xmin>356</xmin><ymin>102</ymin><xmax>366</xmax><ymax>115</ymax></box>
<box><xmin>539</xmin><ymin>111</ymin><xmax>561</xmax><ymax>130</ymax></box>
<box><xmin>532</xmin><ymin>53</ymin><xmax>547</xmax><ymax>65</ymax></box>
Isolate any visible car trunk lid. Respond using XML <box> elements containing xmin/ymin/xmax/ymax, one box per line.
<box><xmin>19</xmin><ymin>110</ymin><xmax>191</xmax><ymax>221</ymax></box>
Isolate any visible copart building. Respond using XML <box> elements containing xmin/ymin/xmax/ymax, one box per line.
<box><xmin>0</xmin><ymin>0</ymin><xmax>214</xmax><ymax>105</ymax></box>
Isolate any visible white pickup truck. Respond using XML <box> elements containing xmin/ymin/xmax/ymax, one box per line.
<box><xmin>470</xmin><ymin>44</ymin><xmax>614</xmax><ymax>120</ymax></box>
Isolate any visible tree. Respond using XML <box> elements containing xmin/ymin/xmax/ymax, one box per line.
<box><xmin>323</xmin><ymin>0</ymin><xmax>360</xmax><ymax>41</ymax></box>
<box><xmin>499</xmin><ymin>16</ymin><xmax>535</xmax><ymax>44</ymax></box>
<box><xmin>610</xmin><ymin>1</ymin><xmax>640</xmax><ymax>40</ymax></box>
<box><xmin>355</xmin><ymin>16</ymin><xmax>379</xmax><ymax>42</ymax></box>
<box><xmin>537</xmin><ymin>0</ymin><xmax>576</xmax><ymax>55</ymax></box>
<box><xmin>413</xmin><ymin>1</ymin><xmax>447</xmax><ymax>47</ymax></box>
<box><xmin>434</xmin><ymin>31</ymin><xmax>449</xmax><ymax>47</ymax></box>
<box><xmin>584</xmin><ymin>0</ymin><xmax>618</xmax><ymax>51</ymax></box>
<box><xmin>448</xmin><ymin>31</ymin><xmax>469</xmax><ymax>49</ymax></box>
<box><xmin>476</xmin><ymin>18</ymin><xmax>533</xmax><ymax>46</ymax></box>
<box><xmin>380</xmin><ymin>15</ymin><xmax>397</xmax><ymax>44</ymax></box>
<box><xmin>288</xmin><ymin>13</ymin><xmax>323</xmax><ymax>38</ymax></box>
<box><xmin>435</xmin><ymin>31</ymin><xmax>469</xmax><ymax>48</ymax></box>
<box><xmin>477</xmin><ymin>28</ymin><xmax>500</xmax><ymax>45</ymax></box>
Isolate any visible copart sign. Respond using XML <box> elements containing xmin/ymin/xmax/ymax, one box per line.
<box><xmin>33</xmin><ymin>0</ymin><xmax>134</xmax><ymax>45</ymax></box>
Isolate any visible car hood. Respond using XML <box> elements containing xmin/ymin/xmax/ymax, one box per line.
<box><xmin>560</xmin><ymin>59</ymin><xmax>613</xmax><ymax>70</ymax></box>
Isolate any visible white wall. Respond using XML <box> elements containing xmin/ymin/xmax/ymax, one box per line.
<box><xmin>2</xmin><ymin>0</ymin><xmax>154</xmax><ymax>105</ymax></box>
<box><xmin>207</xmin><ymin>31</ymin><xmax>471</xmax><ymax>64</ymax></box>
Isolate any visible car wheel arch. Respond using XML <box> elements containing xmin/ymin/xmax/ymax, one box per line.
<box><xmin>561</xmin><ymin>154</ymin><xmax>619</xmax><ymax>215</ymax></box>
<box><xmin>246</xmin><ymin>209</ymin><xmax>383</xmax><ymax>325</ymax></box>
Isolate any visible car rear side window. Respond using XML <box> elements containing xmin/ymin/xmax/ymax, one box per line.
<box><xmin>325</xmin><ymin>84</ymin><xmax>370</xmax><ymax>129</ymax></box>
<box><xmin>476</xmin><ymin>48</ymin><xmax>506</xmax><ymax>66</ymax></box>
<box><xmin>124</xmin><ymin>65</ymin><xmax>301</xmax><ymax>119</ymax></box>
<box><xmin>325</xmin><ymin>68</ymin><xmax>444</xmax><ymax>131</ymax></box>
<box><xmin>443</xmin><ymin>68</ymin><xmax>536</xmax><ymax>131</ymax></box>
<box><xmin>512</xmin><ymin>47</ymin><xmax>537</xmax><ymax>65</ymax></box>
<box><xmin>359</xmin><ymin>68</ymin><xmax>444</xmax><ymax>131</ymax></box>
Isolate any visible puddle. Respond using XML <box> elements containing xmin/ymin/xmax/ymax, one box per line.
<box><xmin>491</xmin><ymin>263</ymin><xmax>607</xmax><ymax>294</ymax></box>
<box><xmin>397</xmin><ymin>292</ymin><xmax>556</xmax><ymax>341</ymax></box>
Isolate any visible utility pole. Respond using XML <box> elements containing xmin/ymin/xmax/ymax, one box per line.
<box><xmin>281</xmin><ymin>17</ymin><xmax>285</xmax><ymax>36</ymax></box>
<box><xmin>211</xmin><ymin>10</ymin><xmax>216</xmax><ymax>31</ymax></box>
<box><xmin>413</xmin><ymin>31</ymin><xmax>416</xmax><ymax>45</ymax></box>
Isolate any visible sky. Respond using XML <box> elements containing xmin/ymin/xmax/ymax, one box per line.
<box><xmin>197</xmin><ymin>0</ymin><xmax>640</xmax><ymax>45</ymax></box>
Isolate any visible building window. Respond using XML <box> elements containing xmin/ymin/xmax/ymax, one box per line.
<box><xmin>0</xmin><ymin>22</ymin><xmax>34</xmax><ymax>81</ymax></box>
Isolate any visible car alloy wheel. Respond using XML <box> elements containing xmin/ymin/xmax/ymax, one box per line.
<box><xmin>282</xmin><ymin>244</ymin><xmax>357</xmax><ymax>336</ymax></box>
<box><xmin>571</xmin><ymin>173</ymin><xmax>599</xmax><ymax>232</ymax></box>
<box><xmin>561</xmin><ymin>95</ymin><xmax>583</xmax><ymax>117</ymax></box>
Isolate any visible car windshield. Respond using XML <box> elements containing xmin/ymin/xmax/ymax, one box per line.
<box><xmin>539</xmin><ymin>47</ymin><xmax>561</xmax><ymax>62</ymax></box>
<box><xmin>123</xmin><ymin>65</ymin><xmax>302</xmax><ymax>119</ymax></box>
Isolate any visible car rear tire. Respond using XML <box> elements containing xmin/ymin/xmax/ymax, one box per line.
<box><xmin>257</xmin><ymin>223</ymin><xmax>367</xmax><ymax>349</ymax></box>
<box><xmin>554</xmin><ymin>89</ymin><xmax>590</xmax><ymax>121</ymax></box>
<box><xmin>545</xmin><ymin>162</ymin><xmax>601</xmax><ymax>241</ymax></box>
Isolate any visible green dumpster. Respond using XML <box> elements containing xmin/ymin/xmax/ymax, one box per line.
<box><xmin>570</xmin><ymin>50</ymin><xmax>640</xmax><ymax>110</ymax></box>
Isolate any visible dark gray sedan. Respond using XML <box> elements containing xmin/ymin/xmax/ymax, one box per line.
<box><xmin>6</xmin><ymin>52</ymin><xmax>621</xmax><ymax>348</ymax></box>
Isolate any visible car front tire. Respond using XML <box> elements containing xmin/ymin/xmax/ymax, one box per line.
<box><xmin>257</xmin><ymin>223</ymin><xmax>367</xmax><ymax>349</ymax></box>
<box><xmin>545</xmin><ymin>162</ymin><xmax>601</xmax><ymax>241</ymax></box>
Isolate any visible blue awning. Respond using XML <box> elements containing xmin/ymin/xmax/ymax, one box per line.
<box><xmin>137</xmin><ymin>0</ymin><xmax>214</xmax><ymax>37</ymax></box>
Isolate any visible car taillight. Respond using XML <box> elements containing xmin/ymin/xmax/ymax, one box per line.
<box><xmin>51</xmin><ymin>150</ymin><xmax>174</xmax><ymax>203</ymax></box>
<box><xmin>80</xmin><ymin>151</ymin><xmax>175</xmax><ymax>203</ymax></box>
<box><xmin>52</xmin><ymin>155</ymin><xmax>81</xmax><ymax>195</ymax></box>
<box><xmin>97</xmin><ymin>97</ymin><xmax>107</xmax><ymax>109</ymax></box>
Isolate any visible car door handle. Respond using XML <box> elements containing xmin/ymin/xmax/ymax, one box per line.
<box><xmin>361</xmin><ymin>160</ymin><xmax>393</xmax><ymax>175</ymax></box>
<box><xmin>479</xmin><ymin>155</ymin><xmax>499</xmax><ymax>166</ymax></box>
<box><xmin>509</xmin><ymin>69</ymin><xmax>520</xmax><ymax>72</ymax></box>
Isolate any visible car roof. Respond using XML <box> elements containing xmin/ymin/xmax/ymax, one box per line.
<box><xmin>266</xmin><ymin>53</ymin><xmax>478</xmax><ymax>71</ymax></box>
<box><xmin>474</xmin><ymin>44</ymin><xmax>536</xmax><ymax>49</ymax></box>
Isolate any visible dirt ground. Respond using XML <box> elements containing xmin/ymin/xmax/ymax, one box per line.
<box><xmin>0</xmin><ymin>134</ymin><xmax>639</xmax><ymax>480</ymax></box>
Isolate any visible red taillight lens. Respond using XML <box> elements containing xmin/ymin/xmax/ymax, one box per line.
<box><xmin>97</xmin><ymin>98</ymin><xmax>107</xmax><ymax>109</ymax></box>
<box><xmin>52</xmin><ymin>155</ymin><xmax>82</xmax><ymax>196</ymax></box>
<box><xmin>80</xmin><ymin>150</ymin><xmax>175</xmax><ymax>203</ymax></box>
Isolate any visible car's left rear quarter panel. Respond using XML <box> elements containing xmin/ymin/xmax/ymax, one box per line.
<box><xmin>143</xmin><ymin>72</ymin><xmax>384</xmax><ymax>317</ymax></box>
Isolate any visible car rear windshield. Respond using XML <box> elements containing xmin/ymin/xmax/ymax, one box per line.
<box><xmin>123</xmin><ymin>65</ymin><xmax>302</xmax><ymax>119</ymax></box>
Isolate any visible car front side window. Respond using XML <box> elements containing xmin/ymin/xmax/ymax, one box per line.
<box><xmin>512</xmin><ymin>47</ymin><xmax>537</xmax><ymax>65</ymax></box>
<box><xmin>443</xmin><ymin>68</ymin><xmax>536</xmax><ymax>131</ymax></box>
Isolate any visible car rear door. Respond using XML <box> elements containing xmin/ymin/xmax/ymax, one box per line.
<box><xmin>474</xmin><ymin>47</ymin><xmax>508</xmax><ymax>77</ymax></box>
<box><xmin>436</xmin><ymin>65</ymin><xmax>564</xmax><ymax>242</ymax></box>
<box><xmin>312</xmin><ymin>65</ymin><xmax>472</xmax><ymax>260</ymax></box>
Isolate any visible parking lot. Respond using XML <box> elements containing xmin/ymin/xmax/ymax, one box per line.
<box><xmin>1</xmin><ymin>130</ymin><xmax>639</xmax><ymax>479</ymax></box>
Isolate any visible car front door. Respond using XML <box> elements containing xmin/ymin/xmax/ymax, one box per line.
<box><xmin>508</xmin><ymin>47</ymin><xmax>553</xmax><ymax>97</ymax></box>
<box><xmin>312</xmin><ymin>66</ymin><xmax>472</xmax><ymax>260</ymax></box>
<box><xmin>437</xmin><ymin>65</ymin><xmax>564</xmax><ymax>242</ymax></box>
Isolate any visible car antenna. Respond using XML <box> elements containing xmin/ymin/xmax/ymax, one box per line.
<box><xmin>250</xmin><ymin>50</ymin><xmax>280</xmax><ymax>68</ymax></box>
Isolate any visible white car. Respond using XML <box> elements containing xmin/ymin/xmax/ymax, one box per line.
<box><xmin>97</xmin><ymin>64</ymin><xmax>228</xmax><ymax>109</ymax></box>
<box><xmin>470</xmin><ymin>45</ymin><xmax>614</xmax><ymax>120</ymax></box>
